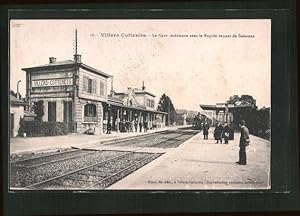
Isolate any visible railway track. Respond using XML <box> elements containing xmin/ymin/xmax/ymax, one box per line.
<box><xmin>29</xmin><ymin>152</ymin><xmax>160</xmax><ymax>190</ymax></box>
<box><xmin>11</xmin><ymin>149</ymin><xmax>95</xmax><ymax>168</ymax></box>
<box><xmin>10</xmin><ymin>128</ymin><xmax>198</xmax><ymax>190</ymax></box>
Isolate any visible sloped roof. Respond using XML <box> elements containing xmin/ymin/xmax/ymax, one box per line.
<box><xmin>25</xmin><ymin>60</ymin><xmax>74</xmax><ymax>68</ymax></box>
<box><xmin>10</xmin><ymin>95</ymin><xmax>27</xmax><ymax>106</ymax></box>
<box><xmin>24</xmin><ymin>110</ymin><xmax>37</xmax><ymax>117</ymax></box>
<box><xmin>133</xmin><ymin>88</ymin><xmax>156</xmax><ymax>97</ymax></box>
<box><xmin>22</xmin><ymin>59</ymin><xmax>112</xmax><ymax>78</ymax></box>
<box><xmin>200</xmin><ymin>103</ymin><xmax>253</xmax><ymax>111</ymax></box>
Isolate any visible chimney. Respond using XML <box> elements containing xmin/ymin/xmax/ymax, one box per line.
<box><xmin>74</xmin><ymin>54</ymin><xmax>82</xmax><ymax>63</ymax></box>
<box><xmin>49</xmin><ymin>57</ymin><xmax>56</xmax><ymax>64</ymax></box>
<box><xmin>142</xmin><ymin>81</ymin><xmax>145</xmax><ymax>91</ymax></box>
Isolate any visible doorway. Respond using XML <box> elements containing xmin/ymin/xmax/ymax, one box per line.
<box><xmin>48</xmin><ymin>102</ymin><xmax>56</xmax><ymax>122</ymax></box>
<box><xmin>63</xmin><ymin>101</ymin><xmax>73</xmax><ymax>131</ymax></box>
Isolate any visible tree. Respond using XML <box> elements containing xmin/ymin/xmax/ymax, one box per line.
<box><xmin>33</xmin><ymin>101</ymin><xmax>44</xmax><ymax>121</ymax></box>
<box><xmin>227</xmin><ymin>95</ymin><xmax>257</xmax><ymax>129</ymax></box>
<box><xmin>227</xmin><ymin>94</ymin><xmax>270</xmax><ymax>139</ymax></box>
<box><xmin>227</xmin><ymin>94</ymin><xmax>256</xmax><ymax>108</ymax></box>
<box><xmin>157</xmin><ymin>93</ymin><xmax>177</xmax><ymax>125</ymax></box>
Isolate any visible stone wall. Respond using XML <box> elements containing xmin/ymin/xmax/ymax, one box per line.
<box><xmin>10</xmin><ymin>106</ymin><xmax>24</xmax><ymax>137</ymax></box>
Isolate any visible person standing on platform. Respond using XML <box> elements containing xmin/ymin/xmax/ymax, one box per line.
<box><xmin>144</xmin><ymin>120</ymin><xmax>148</xmax><ymax>132</ymax></box>
<box><xmin>236</xmin><ymin>120</ymin><xmax>250</xmax><ymax>165</ymax></box>
<box><xmin>131</xmin><ymin>120</ymin><xmax>135</xmax><ymax>132</ymax></box>
<box><xmin>214</xmin><ymin>122</ymin><xmax>223</xmax><ymax>144</ymax></box>
<box><xmin>203</xmin><ymin>121</ymin><xmax>209</xmax><ymax>140</ymax></box>
<box><xmin>126</xmin><ymin>120</ymin><xmax>130</xmax><ymax>133</ymax></box>
<box><xmin>222</xmin><ymin>122</ymin><xmax>230</xmax><ymax>144</ymax></box>
<box><xmin>107</xmin><ymin>119</ymin><xmax>112</xmax><ymax>134</ymax></box>
<box><xmin>134</xmin><ymin>120</ymin><xmax>138</xmax><ymax>132</ymax></box>
<box><xmin>120</xmin><ymin>120</ymin><xmax>126</xmax><ymax>132</ymax></box>
<box><xmin>139</xmin><ymin>121</ymin><xmax>143</xmax><ymax>132</ymax></box>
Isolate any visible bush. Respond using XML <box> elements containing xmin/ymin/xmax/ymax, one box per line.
<box><xmin>18</xmin><ymin>119</ymin><xmax>70</xmax><ymax>137</ymax></box>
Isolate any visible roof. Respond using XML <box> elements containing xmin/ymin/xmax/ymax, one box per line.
<box><xmin>199</xmin><ymin>104</ymin><xmax>217</xmax><ymax>110</ymax></box>
<box><xmin>10</xmin><ymin>95</ymin><xmax>27</xmax><ymax>106</ymax></box>
<box><xmin>133</xmin><ymin>88</ymin><xmax>156</xmax><ymax>97</ymax></box>
<box><xmin>108</xmin><ymin>95</ymin><xmax>124</xmax><ymax>104</ymax></box>
<box><xmin>108</xmin><ymin>94</ymin><xmax>166</xmax><ymax>115</ymax></box>
<box><xmin>200</xmin><ymin>103</ymin><xmax>253</xmax><ymax>111</ymax></box>
<box><xmin>106</xmin><ymin>101</ymin><xmax>168</xmax><ymax>115</ymax></box>
<box><xmin>24</xmin><ymin>110</ymin><xmax>37</xmax><ymax>117</ymax></box>
<box><xmin>24</xmin><ymin>60</ymin><xmax>74</xmax><ymax>68</ymax></box>
<box><xmin>22</xmin><ymin>60</ymin><xmax>112</xmax><ymax>78</ymax></box>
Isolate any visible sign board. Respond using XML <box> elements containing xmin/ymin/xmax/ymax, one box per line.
<box><xmin>32</xmin><ymin>78</ymin><xmax>73</xmax><ymax>87</ymax></box>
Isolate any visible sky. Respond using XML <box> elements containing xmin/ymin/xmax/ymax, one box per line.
<box><xmin>10</xmin><ymin>19</ymin><xmax>271</xmax><ymax>110</ymax></box>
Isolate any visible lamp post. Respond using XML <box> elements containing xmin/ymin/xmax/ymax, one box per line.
<box><xmin>17</xmin><ymin>80</ymin><xmax>21</xmax><ymax>99</ymax></box>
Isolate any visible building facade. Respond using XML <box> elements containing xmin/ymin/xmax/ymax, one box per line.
<box><xmin>23</xmin><ymin>55</ymin><xmax>167</xmax><ymax>135</ymax></box>
<box><xmin>23</xmin><ymin>55</ymin><xmax>110</xmax><ymax>135</ymax></box>
<box><xmin>107</xmin><ymin>85</ymin><xmax>167</xmax><ymax>132</ymax></box>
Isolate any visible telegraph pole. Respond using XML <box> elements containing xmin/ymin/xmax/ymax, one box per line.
<box><xmin>168</xmin><ymin>99</ymin><xmax>170</xmax><ymax>126</ymax></box>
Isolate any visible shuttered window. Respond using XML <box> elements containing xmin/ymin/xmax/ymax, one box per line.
<box><xmin>83</xmin><ymin>76</ymin><xmax>100</xmax><ymax>95</ymax></box>
<box><xmin>100</xmin><ymin>81</ymin><xmax>105</xmax><ymax>96</ymax></box>
<box><xmin>83</xmin><ymin>76</ymin><xmax>88</xmax><ymax>92</ymax></box>
<box><xmin>92</xmin><ymin>79</ymin><xmax>97</xmax><ymax>94</ymax></box>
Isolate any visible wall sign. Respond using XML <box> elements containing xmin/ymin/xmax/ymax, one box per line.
<box><xmin>32</xmin><ymin>78</ymin><xmax>73</xmax><ymax>87</ymax></box>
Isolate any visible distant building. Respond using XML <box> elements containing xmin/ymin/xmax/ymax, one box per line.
<box><xmin>108</xmin><ymin>83</ymin><xmax>167</xmax><ymax>132</ymax></box>
<box><xmin>10</xmin><ymin>95</ymin><xmax>27</xmax><ymax>137</ymax></box>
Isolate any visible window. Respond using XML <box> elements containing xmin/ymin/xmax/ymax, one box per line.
<box><xmin>84</xmin><ymin>103</ymin><xmax>97</xmax><ymax>122</ymax></box>
<box><xmin>88</xmin><ymin>79</ymin><xmax>92</xmax><ymax>93</ymax></box>
<box><xmin>83</xmin><ymin>76</ymin><xmax>97</xmax><ymax>94</ymax></box>
<box><xmin>146</xmin><ymin>99</ymin><xmax>154</xmax><ymax>108</ymax></box>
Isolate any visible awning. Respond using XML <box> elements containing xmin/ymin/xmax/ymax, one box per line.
<box><xmin>107</xmin><ymin>100</ymin><xmax>168</xmax><ymax>115</ymax></box>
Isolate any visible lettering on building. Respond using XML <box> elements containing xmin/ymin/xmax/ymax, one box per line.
<box><xmin>32</xmin><ymin>78</ymin><xmax>73</xmax><ymax>88</ymax></box>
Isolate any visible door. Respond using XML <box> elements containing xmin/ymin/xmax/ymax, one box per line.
<box><xmin>48</xmin><ymin>102</ymin><xmax>56</xmax><ymax>122</ymax></box>
<box><xmin>63</xmin><ymin>101</ymin><xmax>73</xmax><ymax>131</ymax></box>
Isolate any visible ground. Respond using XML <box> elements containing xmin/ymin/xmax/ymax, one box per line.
<box><xmin>109</xmin><ymin>129</ymin><xmax>271</xmax><ymax>190</ymax></box>
<box><xmin>10</xmin><ymin>126</ymin><xmax>271</xmax><ymax>190</ymax></box>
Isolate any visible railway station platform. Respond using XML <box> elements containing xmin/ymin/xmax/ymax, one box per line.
<box><xmin>108</xmin><ymin>130</ymin><xmax>271</xmax><ymax>190</ymax></box>
<box><xmin>10</xmin><ymin>125</ymin><xmax>186</xmax><ymax>154</ymax></box>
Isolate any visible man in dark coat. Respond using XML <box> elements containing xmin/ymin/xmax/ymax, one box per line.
<box><xmin>106</xmin><ymin>120</ymin><xmax>112</xmax><ymax>134</ymax></box>
<box><xmin>144</xmin><ymin>120</ymin><xmax>148</xmax><ymax>132</ymax></box>
<box><xmin>203</xmin><ymin>121</ymin><xmax>209</xmax><ymax>140</ymax></box>
<box><xmin>134</xmin><ymin>120</ymin><xmax>138</xmax><ymax>132</ymax></box>
<box><xmin>222</xmin><ymin>123</ymin><xmax>230</xmax><ymax>144</ymax></box>
<box><xmin>139</xmin><ymin>121</ymin><xmax>143</xmax><ymax>132</ymax></box>
<box><xmin>214</xmin><ymin>122</ymin><xmax>223</xmax><ymax>144</ymax></box>
<box><xmin>236</xmin><ymin>120</ymin><xmax>250</xmax><ymax>165</ymax></box>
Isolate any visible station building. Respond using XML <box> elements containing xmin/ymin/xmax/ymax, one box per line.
<box><xmin>22</xmin><ymin>55</ymin><xmax>167</xmax><ymax>135</ymax></box>
<box><xmin>106</xmin><ymin>85</ymin><xmax>167</xmax><ymax>132</ymax></box>
<box><xmin>200</xmin><ymin>103</ymin><xmax>252</xmax><ymax>126</ymax></box>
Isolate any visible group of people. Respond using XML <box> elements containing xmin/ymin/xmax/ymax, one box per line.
<box><xmin>213</xmin><ymin>122</ymin><xmax>231</xmax><ymax>144</ymax></box>
<box><xmin>201</xmin><ymin>121</ymin><xmax>231</xmax><ymax>144</ymax></box>
<box><xmin>200</xmin><ymin>120</ymin><xmax>250</xmax><ymax>165</ymax></box>
<box><xmin>106</xmin><ymin>119</ymin><xmax>150</xmax><ymax>134</ymax></box>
